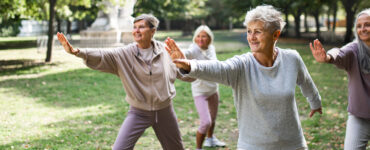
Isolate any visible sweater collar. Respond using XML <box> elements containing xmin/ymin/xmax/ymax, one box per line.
<box><xmin>134</xmin><ymin>40</ymin><xmax>162</xmax><ymax>57</ymax></box>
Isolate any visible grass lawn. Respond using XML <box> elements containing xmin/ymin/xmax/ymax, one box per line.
<box><xmin>0</xmin><ymin>30</ymin><xmax>367</xmax><ymax>149</ymax></box>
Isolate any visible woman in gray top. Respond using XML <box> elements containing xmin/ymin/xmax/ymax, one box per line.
<box><xmin>166</xmin><ymin>5</ymin><xmax>322</xmax><ymax>150</ymax></box>
<box><xmin>310</xmin><ymin>8</ymin><xmax>370</xmax><ymax>150</ymax></box>
<box><xmin>57</xmin><ymin>14</ymin><xmax>192</xmax><ymax>150</ymax></box>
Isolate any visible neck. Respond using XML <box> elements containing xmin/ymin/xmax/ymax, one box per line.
<box><xmin>253</xmin><ymin>47</ymin><xmax>277</xmax><ymax>67</ymax></box>
<box><xmin>138</xmin><ymin>41</ymin><xmax>152</xmax><ymax>49</ymax></box>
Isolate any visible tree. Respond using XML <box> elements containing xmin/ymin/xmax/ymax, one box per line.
<box><xmin>340</xmin><ymin>0</ymin><xmax>363</xmax><ymax>43</ymax></box>
<box><xmin>45</xmin><ymin>0</ymin><xmax>56</xmax><ymax>62</ymax></box>
<box><xmin>307</xmin><ymin>0</ymin><xmax>324</xmax><ymax>40</ymax></box>
<box><xmin>134</xmin><ymin>0</ymin><xmax>209</xmax><ymax>35</ymax></box>
<box><xmin>291</xmin><ymin>1</ymin><xmax>304</xmax><ymax>38</ymax></box>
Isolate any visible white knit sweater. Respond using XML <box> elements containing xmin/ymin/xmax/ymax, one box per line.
<box><xmin>187</xmin><ymin>48</ymin><xmax>321</xmax><ymax>150</ymax></box>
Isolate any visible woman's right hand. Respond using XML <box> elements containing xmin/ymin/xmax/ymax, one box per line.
<box><xmin>309</xmin><ymin>39</ymin><xmax>331</xmax><ymax>63</ymax></box>
<box><xmin>165</xmin><ymin>37</ymin><xmax>186</xmax><ymax>60</ymax></box>
<box><xmin>173</xmin><ymin>59</ymin><xmax>191</xmax><ymax>72</ymax></box>
<box><xmin>57</xmin><ymin>32</ymin><xmax>79</xmax><ymax>55</ymax></box>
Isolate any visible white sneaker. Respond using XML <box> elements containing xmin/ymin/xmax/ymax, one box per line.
<box><xmin>203</xmin><ymin>136</ymin><xmax>226</xmax><ymax>147</ymax></box>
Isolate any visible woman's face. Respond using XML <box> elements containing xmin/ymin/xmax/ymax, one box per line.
<box><xmin>247</xmin><ymin>20</ymin><xmax>276</xmax><ymax>53</ymax></box>
<box><xmin>195</xmin><ymin>31</ymin><xmax>211</xmax><ymax>50</ymax></box>
<box><xmin>356</xmin><ymin>14</ymin><xmax>370</xmax><ymax>45</ymax></box>
<box><xmin>132</xmin><ymin>20</ymin><xmax>155</xmax><ymax>45</ymax></box>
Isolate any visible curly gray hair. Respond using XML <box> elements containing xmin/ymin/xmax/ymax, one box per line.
<box><xmin>134</xmin><ymin>14</ymin><xmax>160</xmax><ymax>29</ymax></box>
<box><xmin>243</xmin><ymin>5</ymin><xmax>286</xmax><ymax>33</ymax></box>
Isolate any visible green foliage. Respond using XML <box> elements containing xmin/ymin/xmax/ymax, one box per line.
<box><xmin>134</xmin><ymin>0</ymin><xmax>209</xmax><ymax>20</ymax></box>
<box><xmin>0</xmin><ymin>17</ymin><xmax>21</xmax><ymax>37</ymax></box>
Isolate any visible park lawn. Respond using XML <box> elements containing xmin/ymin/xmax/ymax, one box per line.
<box><xmin>0</xmin><ymin>31</ymin><xmax>365</xmax><ymax>149</ymax></box>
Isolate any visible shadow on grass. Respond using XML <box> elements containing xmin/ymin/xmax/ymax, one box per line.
<box><xmin>0</xmin><ymin>68</ymin><xmax>126</xmax><ymax>108</ymax></box>
<box><xmin>0</xmin><ymin>59</ymin><xmax>60</xmax><ymax>76</ymax></box>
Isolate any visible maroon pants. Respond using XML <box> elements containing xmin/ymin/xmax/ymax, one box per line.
<box><xmin>112</xmin><ymin>105</ymin><xmax>184</xmax><ymax>150</ymax></box>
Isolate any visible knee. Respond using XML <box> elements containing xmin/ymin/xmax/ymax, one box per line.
<box><xmin>199</xmin><ymin>119</ymin><xmax>212</xmax><ymax>133</ymax></box>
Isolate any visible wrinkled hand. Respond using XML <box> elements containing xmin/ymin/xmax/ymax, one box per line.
<box><xmin>309</xmin><ymin>107</ymin><xmax>322</xmax><ymax>118</ymax></box>
<box><xmin>173</xmin><ymin>59</ymin><xmax>191</xmax><ymax>72</ymax></box>
<box><xmin>57</xmin><ymin>32</ymin><xmax>79</xmax><ymax>55</ymax></box>
<box><xmin>309</xmin><ymin>39</ymin><xmax>330</xmax><ymax>63</ymax></box>
<box><xmin>165</xmin><ymin>37</ymin><xmax>185</xmax><ymax>60</ymax></box>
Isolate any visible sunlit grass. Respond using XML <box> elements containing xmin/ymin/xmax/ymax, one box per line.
<box><xmin>0</xmin><ymin>30</ymin><xmax>363</xmax><ymax>149</ymax></box>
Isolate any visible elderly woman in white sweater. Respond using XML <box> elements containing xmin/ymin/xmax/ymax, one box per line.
<box><xmin>180</xmin><ymin>25</ymin><xmax>226</xmax><ymax>149</ymax></box>
<box><xmin>166</xmin><ymin>5</ymin><xmax>322</xmax><ymax>150</ymax></box>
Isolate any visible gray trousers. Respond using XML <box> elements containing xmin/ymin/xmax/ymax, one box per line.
<box><xmin>112</xmin><ymin>105</ymin><xmax>184</xmax><ymax>150</ymax></box>
<box><xmin>344</xmin><ymin>113</ymin><xmax>370</xmax><ymax>150</ymax></box>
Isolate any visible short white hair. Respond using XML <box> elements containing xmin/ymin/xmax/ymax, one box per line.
<box><xmin>243</xmin><ymin>5</ymin><xmax>286</xmax><ymax>33</ymax></box>
<box><xmin>192</xmin><ymin>25</ymin><xmax>214</xmax><ymax>45</ymax></box>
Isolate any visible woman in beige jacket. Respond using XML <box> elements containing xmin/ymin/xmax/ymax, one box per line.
<box><xmin>57</xmin><ymin>14</ymin><xmax>192</xmax><ymax>150</ymax></box>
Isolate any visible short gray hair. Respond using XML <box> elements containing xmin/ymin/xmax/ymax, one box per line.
<box><xmin>243</xmin><ymin>5</ymin><xmax>286</xmax><ymax>33</ymax></box>
<box><xmin>134</xmin><ymin>14</ymin><xmax>160</xmax><ymax>29</ymax></box>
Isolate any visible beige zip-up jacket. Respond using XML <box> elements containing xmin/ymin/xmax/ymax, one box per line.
<box><xmin>76</xmin><ymin>40</ymin><xmax>191</xmax><ymax>111</ymax></box>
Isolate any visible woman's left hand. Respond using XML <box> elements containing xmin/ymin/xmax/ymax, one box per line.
<box><xmin>165</xmin><ymin>37</ymin><xmax>186</xmax><ymax>60</ymax></box>
<box><xmin>309</xmin><ymin>107</ymin><xmax>322</xmax><ymax>118</ymax></box>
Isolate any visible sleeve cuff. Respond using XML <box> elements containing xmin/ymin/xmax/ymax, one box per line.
<box><xmin>327</xmin><ymin>48</ymin><xmax>340</xmax><ymax>61</ymax></box>
<box><xmin>309</xmin><ymin>94</ymin><xmax>322</xmax><ymax>110</ymax></box>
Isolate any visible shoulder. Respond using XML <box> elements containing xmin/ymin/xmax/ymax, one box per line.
<box><xmin>278</xmin><ymin>48</ymin><xmax>302</xmax><ymax>60</ymax></box>
<box><xmin>153</xmin><ymin>40</ymin><xmax>165</xmax><ymax>48</ymax></box>
<box><xmin>227</xmin><ymin>52</ymin><xmax>253</xmax><ymax>63</ymax></box>
<box><xmin>341</xmin><ymin>41</ymin><xmax>358</xmax><ymax>54</ymax></box>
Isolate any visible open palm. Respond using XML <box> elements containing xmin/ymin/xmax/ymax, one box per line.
<box><xmin>165</xmin><ymin>37</ymin><xmax>186</xmax><ymax>60</ymax></box>
<box><xmin>57</xmin><ymin>32</ymin><xmax>79</xmax><ymax>55</ymax></box>
<box><xmin>309</xmin><ymin>39</ymin><xmax>329</xmax><ymax>63</ymax></box>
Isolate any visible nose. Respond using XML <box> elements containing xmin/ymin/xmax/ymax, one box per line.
<box><xmin>249</xmin><ymin>33</ymin><xmax>257</xmax><ymax>40</ymax></box>
<box><xmin>133</xmin><ymin>28</ymin><xmax>140</xmax><ymax>33</ymax></box>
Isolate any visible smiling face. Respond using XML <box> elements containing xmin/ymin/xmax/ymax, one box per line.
<box><xmin>195</xmin><ymin>31</ymin><xmax>211</xmax><ymax>50</ymax></box>
<box><xmin>356</xmin><ymin>14</ymin><xmax>370</xmax><ymax>46</ymax></box>
<box><xmin>247</xmin><ymin>20</ymin><xmax>277</xmax><ymax>53</ymax></box>
<box><xmin>132</xmin><ymin>20</ymin><xmax>155</xmax><ymax>46</ymax></box>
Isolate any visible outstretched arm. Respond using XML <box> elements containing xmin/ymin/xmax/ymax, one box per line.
<box><xmin>309</xmin><ymin>39</ymin><xmax>331</xmax><ymax>63</ymax></box>
<box><xmin>56</xmin><ymin>32</ymin><xmax>79</xmax><ymax>55</ymax></box>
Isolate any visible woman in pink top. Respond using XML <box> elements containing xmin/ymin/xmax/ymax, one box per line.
<box><xmin>180</xmin><ymin>25</ymin><xmax>226</xmax><ymax>150</ymax></box>
<box><xmin>310</xmin><ymin>8</ymin><xmax>370</xmax><ymax>150</ymax></box>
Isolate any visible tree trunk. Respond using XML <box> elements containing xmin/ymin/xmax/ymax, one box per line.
<box><xmin>164</xmin><ymin>19</ymin><xmax>171</xmax><ymax>31</ymax></box>
<box><xmin>327</xmin><ymin>8</ymin><xmax>331</xmax><ymax>31</ymax></box>
<box><xmin>293</xmin><ymin>11</ymin><xmax>302</xmax><ymax>38</ymax></box>
<box><xmin>56</xmin><ymin>16</ymin><xmax>61</xmax><ymax>32</ymax></box>
<box><xmin>344</xmin><ymin>10</ymin><xmax>355</xmax><ymax>43</ymax></box>
<box><xmin>304</xmin><ymin>11</ymin><xmax>309</xmax><ymax>33</ymax></box>
<box><xmin>341</xmin><ymin>0</ymin><xmax>360</xmax><ymax>43</ymax></box>
<box><xmin>182</xmin><ymin>19</ymin><xmax>193</xmax><ymax>36</ymax></box>
<box><xmin>314</xmin><ymin>13</ymin><xmax>321</xmax><ymax>39</ymax></box>
<box><xmin>45</xmin><ymin>0</ymin><xmax>56</xmax><ymax>62</ymax></box>
<box><xmin>332</xmin><ymin>2</ymin><xmax>338</xmax><ymax>32</ymax></box>
<box><xmin>283</xmin><ymin>9</ymin><xmax>289</xmax><ymax>36</ymax></box>
<box><xmin>67</xmin><ymin>20</ymin><xmax>71</xmax><ymax>34</ymax></box>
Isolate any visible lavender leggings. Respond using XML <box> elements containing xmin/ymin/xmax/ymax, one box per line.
<box><xmin>112</xmin><ymin>105</ymin><xmax>184</xmax><ymax>150</ymax></box>
<box><xmin>194</xmin><ymin>93</ymin><xmax>219</xmax><ymax>134</ymax></box>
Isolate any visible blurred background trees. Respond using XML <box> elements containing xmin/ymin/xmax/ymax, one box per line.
<box><xmin>1</xmin><ymin>0</ymin><xmax>369</xmax><ymax>61</ymax></box>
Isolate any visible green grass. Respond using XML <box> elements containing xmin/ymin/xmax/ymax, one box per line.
<box><xmin>0</xmin><ymin>30</ymin><xmax>368</xmax><ymax>149</ymax></box>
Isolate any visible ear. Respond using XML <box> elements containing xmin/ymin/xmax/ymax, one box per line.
<box><xmin>273</xmin><ymin>30</ymin><xmax>281</xmax><ymax>41</ymax></box>
<box><xmin>151</xmin><ymin>28</ymin><xmax>156</xmax><ymax>37</ymax></box>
